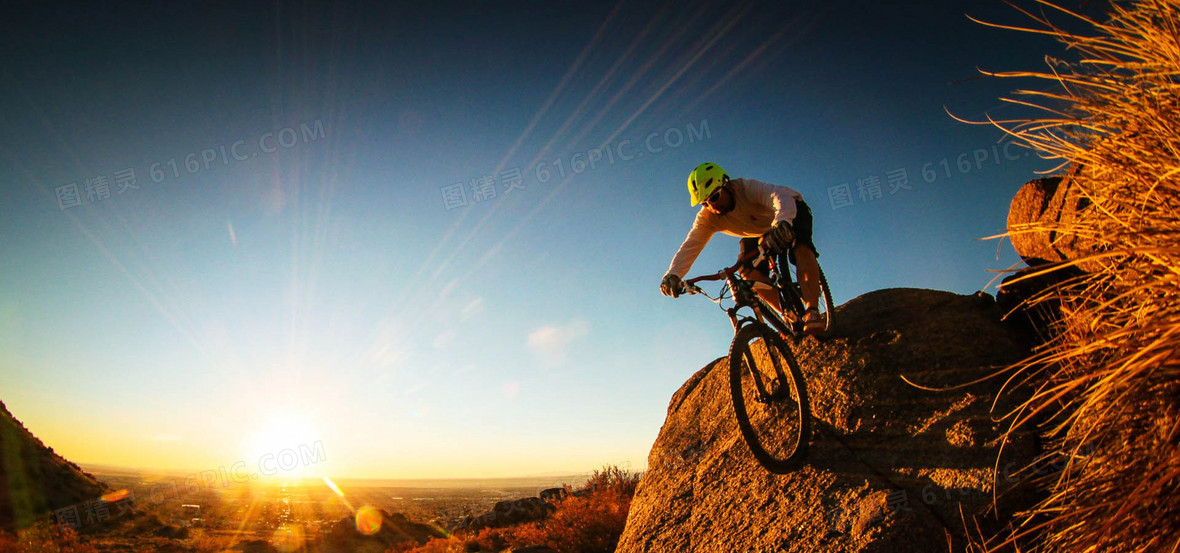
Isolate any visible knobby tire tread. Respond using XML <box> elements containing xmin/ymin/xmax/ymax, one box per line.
<box><xmin>818</xmin><ymin>266</ymin><xmax>835</xmax><ymax>335</ymax></box>
<box><xmin>728</xmin><ymin>321</ymin><xmax>811</xmax><ymax>473</ymax></box>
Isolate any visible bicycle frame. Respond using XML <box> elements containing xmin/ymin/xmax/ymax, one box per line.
<box><xmin>680</xmin><ymin>243</ymin><xmax>816</xmax><ymax>473</ymax></box>
<box><xmin>683</xmin><ymin>245</ymin><xmax>795</xmax><ymax>337</ymax></box>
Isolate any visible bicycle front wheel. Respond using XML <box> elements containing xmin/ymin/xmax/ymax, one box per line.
<box><xmin>728</xmin><ymin>322</ymin><xmax>811</xmax><ymax>473</ymax></box>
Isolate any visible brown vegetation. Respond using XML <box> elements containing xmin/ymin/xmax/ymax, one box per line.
<box><xmin>395</xmin><ymin>465</ymin><xmax>639</xmax><ymax>553</ymax></box>
<box><xmin>0</xmin><ymin>524</ymin><xmax>97</xmax><ymax>553</ymax></box>
<box><xmin>966</xmin><ymin>1</ymin><xmax>1180</xmax><ymax>551</ymax></box>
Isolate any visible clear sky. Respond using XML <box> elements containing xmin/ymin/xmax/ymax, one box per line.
<box><xmin>1</xmin><ymin>1</ymin><xmax>1070</xmax><ymax>479</ymax></box>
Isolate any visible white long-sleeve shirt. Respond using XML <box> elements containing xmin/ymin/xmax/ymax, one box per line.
<box><xmin>666</xmin><ymin>178</ymin><xmax>803</xmax><ymax>279</ymax></box>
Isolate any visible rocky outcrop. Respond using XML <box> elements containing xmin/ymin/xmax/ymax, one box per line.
<box><xmin>0</xmin><ymin>401</ymin><xmax>108</xmax><ymax>530</ymax></box>
<box><xmin>319</xmin><ymin>509</ymin><xmax>446</xmax><ymax>552</ymax></box>
<box><xmin>1001</xmin><ymin>165</ymin><xmax>1103</xmax><ymax>344</ymax></box>
<box><xmin>994</xmin><ymin>264</ymin><xmax>1086</xmax><ymax>345</ymax></box>
<box><xmin>457</xmin><ymin>496</ymin><xmax>558</xmax><ymax>532</ymax></box>
<box><xmin>618</xmin><ymin>289</ymin><xmax>1040</xmax><ymax>553</ymax></box>
<box><xmin>538</xmin><ymin>487</ymin><xmax>567</xmax><ymax>503</ymax></box>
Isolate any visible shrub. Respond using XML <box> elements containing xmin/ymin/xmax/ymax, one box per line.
<box><xmin>399</xmin><ymin>465</ymin><xmax>641</xmax><ymax>553</ymax></box>
<box><xmin>966</xmin><ymin>2</ymin><xmax>1180</xmax><ymax>551</ymax></box>
<box><xmin>510</xmin><ymin>465</ymin><xmax>639</xmax><ymax>553</ymax></box>
<box><xmin>386</xmin><ymin>536</ymin><xmax>468</xmax><ymax>553</ymax></box>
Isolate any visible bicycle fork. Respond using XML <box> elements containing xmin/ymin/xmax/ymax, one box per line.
<box><xmin>731</xmin><ymin>323</ymin><xmax>792</xmax><ymax>404</ymax></box>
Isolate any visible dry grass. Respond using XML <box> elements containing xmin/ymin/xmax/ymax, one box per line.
<box><xmin>507</xmin><ymin>466</ymin><xmax>639</xmax><ymax>553</ymax></box>
<box><xmin>961</xmin><ymin>1</ymin><xmax>1180</xmax><ymax>551</ymax></box>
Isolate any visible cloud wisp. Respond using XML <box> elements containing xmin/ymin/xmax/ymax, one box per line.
<box><xmin>527</xmin><ymin>319</ymin><xmax>590</xmax><ymax>368</ymax></box>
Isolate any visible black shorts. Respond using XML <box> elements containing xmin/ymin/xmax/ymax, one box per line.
<box><xmin>738</xmin><ymin>199</ymin><xmax>818</xmax><ymax>273</ymax></box>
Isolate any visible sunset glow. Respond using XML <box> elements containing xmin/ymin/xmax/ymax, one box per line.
<box><xmin>2</xmin><ymin>1</ymin><xmax>1056</xmax><ymax>482</ymax></box>
<box><xmin>242</xmin><ymin>415</ymin><xmax>322</xmax><ymax>478</ymax></box>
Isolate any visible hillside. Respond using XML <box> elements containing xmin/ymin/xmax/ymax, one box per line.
<box><xmin>0</xmin><ymin>401</ymin><xmax>108</xmax><ymax>530</ymax></box>
<box><xmin>618</xmin><ymin>288</ymin><xmax>1041</xmax><ymax>552</ymax></box>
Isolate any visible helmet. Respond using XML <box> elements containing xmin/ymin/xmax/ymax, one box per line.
<box><xmin>686</xmin><ymin>162</ymin><xmax>729</xmax><ymax>206</ymax></box>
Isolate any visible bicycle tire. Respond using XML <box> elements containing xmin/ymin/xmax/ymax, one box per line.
<box><xmin>728</xmin><ymin>321</ymin><xmax>811</xmax><ymax>473</ymax></box>
<box><xmin>816</xmin><ymin>265</ymin><xmax>835</xmax><ymax>335</ymax></box>
<box><xmin>780</xmin><ymin>263</ymin><xmax>836</xmax><ymax>337</ymax></box>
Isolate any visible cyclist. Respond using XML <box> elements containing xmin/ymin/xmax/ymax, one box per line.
<box><xmin>660</xmin><ymin>162</ymin><xmax>825</xmax><ymax>336</ymax></box>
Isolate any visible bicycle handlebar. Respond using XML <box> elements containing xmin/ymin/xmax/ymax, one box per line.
<box><xmin>679</xmin><ymin>241</ymin><xmax>777</xmax><ymax>296</ymax></box>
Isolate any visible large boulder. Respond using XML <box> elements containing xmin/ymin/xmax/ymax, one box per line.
<box><xmin>618</xmin><ymin>289</ymin><xmax>1041</xmax><ymax>553</ymax></box>
<box><xmin>1007</xmin><ymin>166</ymin><xmax>1101</xmax><ymax>271</ymax></box>
<box><xmin>1007</xmin><ymin>176</ymin><xmax>1062</xmax><ymax>265</ymax></box>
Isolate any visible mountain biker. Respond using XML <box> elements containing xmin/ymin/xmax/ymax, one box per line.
<box><xmin>660</xmin><ymin>162</ymin><xmax>825</xmax><ymax>336</ymax></box>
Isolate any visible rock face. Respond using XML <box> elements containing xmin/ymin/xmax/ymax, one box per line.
<box><xmin>1006</xmin><ymin>166</ymin><xmax>1099</xmax><ymax>270</ymax></box>
<box><xmin>0</xmin><ymin>401</ymin><xmax>108</xmax><ymax>530</ymax></box>
<box><xmin>994</xmin><ymin>264</ymin><xmax>1086</xmax><ymax>345</ymax></box>
<box><xmin>618</xmin><ymin>289</ymin><xmax>1039</xmax><ymax>553</ymax></box>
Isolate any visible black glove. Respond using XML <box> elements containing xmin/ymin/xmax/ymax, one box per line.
<box><xmin>660</xmin><ymin>273</ymin><xmax>684</xmax><ymax>297</ymax></box>
<box><xmin>764</xmin><ymin>220</ymin><xmax>795</xmax><ymax>253</ymax></box>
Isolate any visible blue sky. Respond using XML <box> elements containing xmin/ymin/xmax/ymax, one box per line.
<box><xmin>0</xmin><ymin>1</ymin><xmax>1069</xmax><ymax>478</ymax></box>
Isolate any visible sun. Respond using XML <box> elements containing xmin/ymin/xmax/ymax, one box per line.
<box><xmin>241</xmin><ymin>414</ymin><xmax>324</xmax><ymax>479</ymax></box>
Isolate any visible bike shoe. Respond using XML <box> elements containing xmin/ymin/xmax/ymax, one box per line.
<box><xmin>803</xmin><ymin>308</ymin><xmax>825</xmax><ymax>336</ymax></box>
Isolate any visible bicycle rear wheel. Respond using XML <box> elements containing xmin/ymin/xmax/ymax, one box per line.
<box><xmin>815</xmin><ymin>265</ymin><xmax>835</xmax><ymax>334</ymax></box>
<box><xmin>728</xmin><ymin>322</ymin><xmax>810</xmax><ymax>473</ymax></box>
<box><xmin>775</xmin><ymin>262</ymin><xmax>835</xmax><ymax>337</ymax></box>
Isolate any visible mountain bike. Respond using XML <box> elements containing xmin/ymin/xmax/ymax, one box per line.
<box><xmin>680</xmin><ymin>243</ymin><xmax>833</xmax><ymax>473</ymax></box>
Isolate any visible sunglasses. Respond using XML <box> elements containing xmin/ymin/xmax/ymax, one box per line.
<box><xmin>705</xmin><ymin>188</ymin><xmax>723</xmax><ymax>205</ymax></box>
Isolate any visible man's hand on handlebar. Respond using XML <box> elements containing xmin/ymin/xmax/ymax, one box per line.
<box><xmin>762</xmin><ymin>220</ymin><xmax>795</xmax><ymax>254</ymax></box>
<box><xmin>661</xmin><ymin>273</ymin><xmax>684</xmax><ymax>297</ymax></box>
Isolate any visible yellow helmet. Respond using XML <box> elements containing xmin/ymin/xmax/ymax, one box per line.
<box><xmin>687</xmin><ymin>162</ymin><xmax>729</xmax><ymax>206</ymax></box>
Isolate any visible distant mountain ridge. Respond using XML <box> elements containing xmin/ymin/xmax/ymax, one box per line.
<box><xmin>320</xmin><ymin>475</ymin><xmax>587</xmax><ymax>490</ymax></box>
<box><xmin>0</xmin><ymin>400</ymin><xmax>108</xmax><ymax>530</ymax></box>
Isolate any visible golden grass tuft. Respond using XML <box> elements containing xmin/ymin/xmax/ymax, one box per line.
<box><xmin>964</xmin><ymin>1</ymin><xmax>1180</xmax><ymax>551</ymax></box>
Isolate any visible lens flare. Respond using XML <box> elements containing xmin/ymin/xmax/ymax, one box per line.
<box><xmin>322</xmin><ymin>477</ymin><xmax>344</xmax><ymax>497</ymax></box>
<box><xmin>100</xmin><ymin>489</ymin><xmax>131</xmax><ymax>502</ymax></box>
<box><xmin>355</xmin><ymin>505</ymin><xmax>382</xmax><ymax>536</ymax></box>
